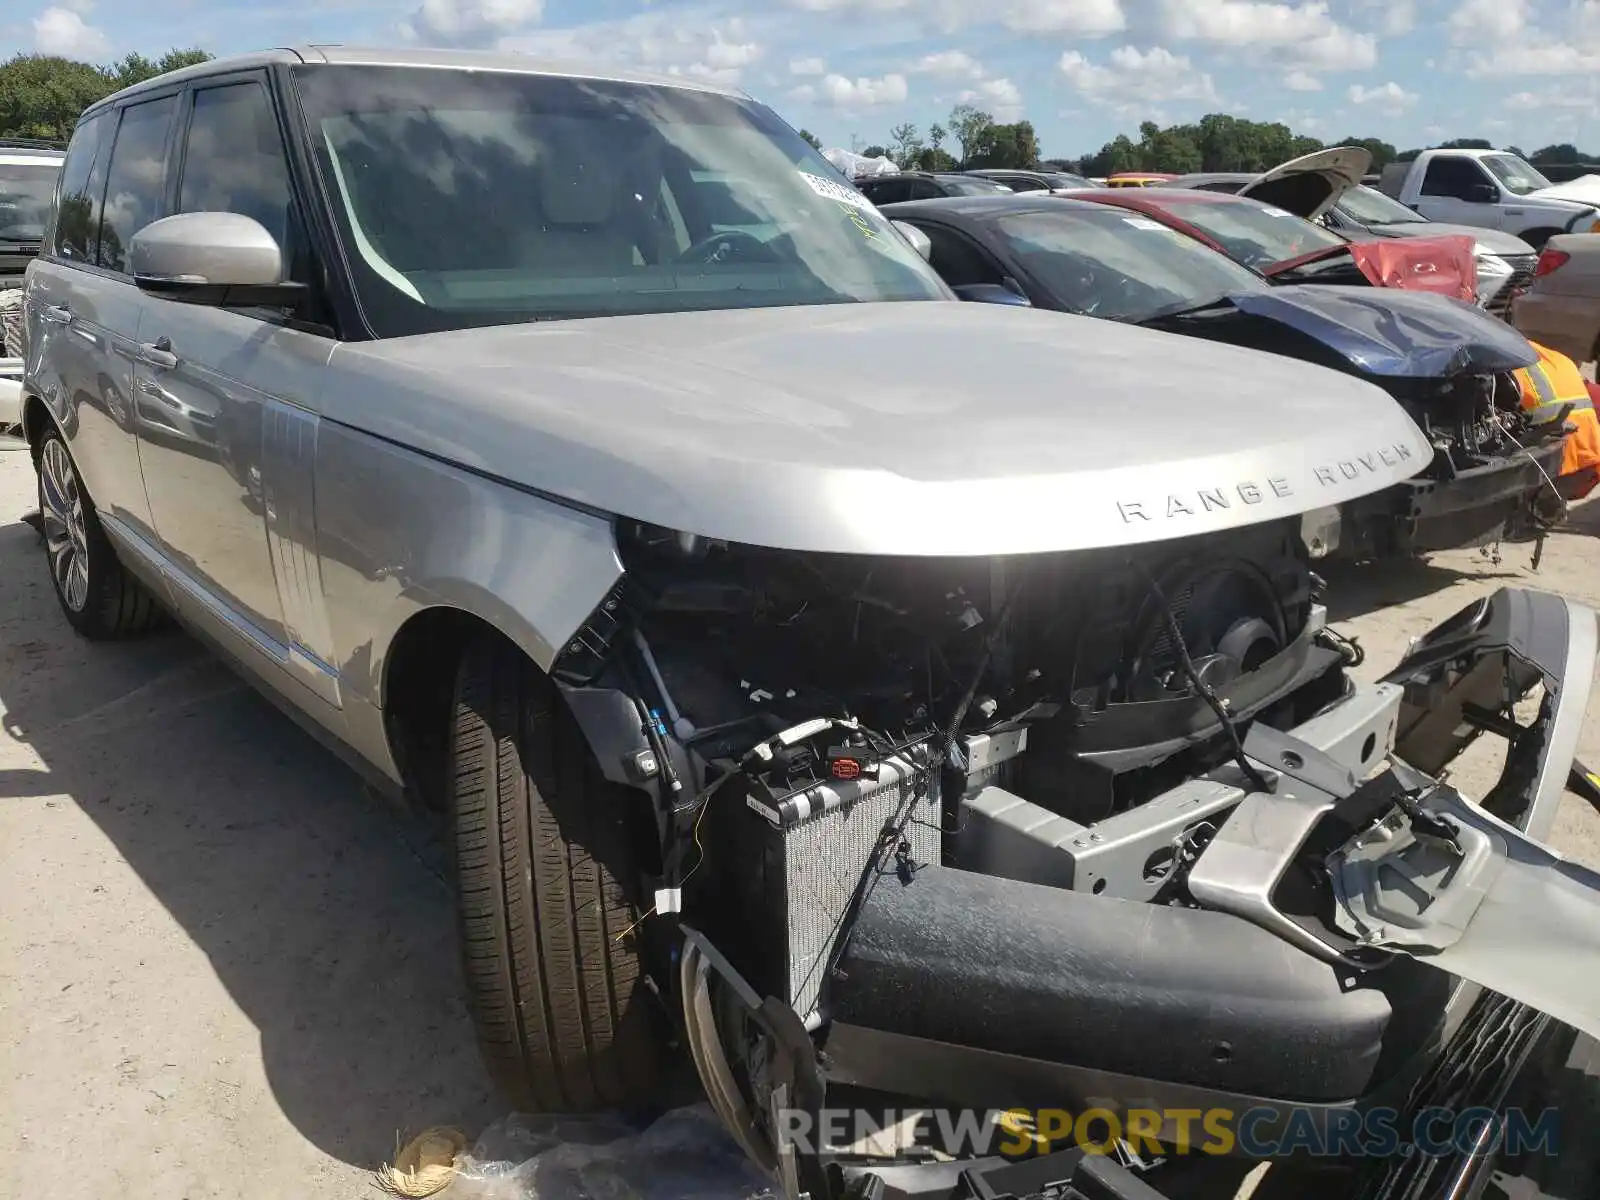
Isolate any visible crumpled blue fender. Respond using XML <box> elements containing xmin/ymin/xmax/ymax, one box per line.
<box><xmin>1226</xmin><ymin>284</ymin><xmax>1538</xmax><ymax>377</ymax></box>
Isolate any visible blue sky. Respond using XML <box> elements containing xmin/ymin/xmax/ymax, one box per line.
<box><xmin>6</xmin><ymin>0</ymin><xmax>1600</xmax><ymax>158</ymax></box>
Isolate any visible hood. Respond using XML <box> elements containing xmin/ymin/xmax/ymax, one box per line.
<box><xmin>322</xmin><ymin>303</ymin><xmax>1430</xmax><ymax>558</ymax></box>
<box><xmin>1363</xmin><ymin>221</ymin><xmax>1536</xmax><ymax>256</ymax></box>
<box><xmin>1527</xmin><ymin>175</ymin><xmax>1600</xmax><ymax>209</ymax></box>
<box><xmin>1345</xmin><ymin>235</ymin><xmax>1479</xmax><ymax>302</ymax></box>
<box><xmin>1241</xmin><ymin>146</ymin><xmax>1372</xmax><ymax>221</ymax></box>
<box><xmin>1218</xmin><ymin>285</ymin><xmax>1538</xmax><ymax>377</ymax></box>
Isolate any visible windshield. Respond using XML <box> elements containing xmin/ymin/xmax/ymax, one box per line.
<box><xmin>1336</xmin><ymin>184</ymin><xmax>1429</xmax><ymax>225</ymax></box>
<box><xmin>290</xmin><ymin>65</ymin><xmax>946</xmax><ymax>335</ymax></box>
<box><xmin>1156</xmin><ymin>196</ymin><xmax>1345</xmax><ymax>270</ymax></box>
<box><xmin>0</xmin><ymin>161</ymin><xmax>62</xmax><ymax>242</ymax></box>
<box><xmin>1481</xmin><ymin>154</ymin><xmax>1552</xmax><ymax>197</ymax></box>
<box><xmin>988</xmin><ymin>206</ymin><xmax>1266</xmax><ymax>321</ymax></box>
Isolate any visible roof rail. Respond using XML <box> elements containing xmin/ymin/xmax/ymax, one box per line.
<box><xmin>0</xmin><ymin>137</ymin><xmax>68</xmax><ymax>152</ymax></box>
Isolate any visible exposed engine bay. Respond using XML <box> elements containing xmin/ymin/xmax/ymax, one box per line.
<box><xmin>549</xmin><ymin>514</ymin><xmax>1599</xmax><ymax>1200</ymax></box>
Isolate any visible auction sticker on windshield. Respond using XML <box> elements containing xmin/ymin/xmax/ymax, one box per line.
<box><xmin>1122</xmin><ymin>216</ymin><xmax>1170</xmax><ymax>232</ymax></box>
<box><xmin>800</xmin><ymin>170</ymin><xmax>877</xmax><ymax>212</ymax></box>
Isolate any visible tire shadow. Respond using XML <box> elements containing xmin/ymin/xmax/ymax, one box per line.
<box><xmin>0</xmin><ymin>514</ymin><xmax>499</xmax><ymax>1169</ymax></box>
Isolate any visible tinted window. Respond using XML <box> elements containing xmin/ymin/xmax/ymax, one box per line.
<box><xmin>1195</xmin><ymin>180</ymin><xmax>1245</xmax><ymax>194</ymax></box>
<box><xmin>1001</xmin><ymin>176</ymin><xmax>1048</xmax><ymax>192</ymax></box>
<box><xmin>1150</xmin><ymin>197</ymin><xmax>1344</xmax><ymax>269</ymax></box>
<box><xmin>909</xmin><ymin>177</ymin><xmax>944</xmax><ymax>200</ymax></box>
<box><xmin>1421</xmin><ymin>157</ymin><xmax>1491</xmax><ymax>199</ymax></box>
<box><xmin>51</xmin><ymin>115</ymin><xmax>109</xmax><ymax>262</ymax></box>
<box><xmin>939</xmin><ymin>177</ymin><xmax>1007</xmax><ymax>196</ymax></box>
<box><xmin>862</xmin><ymin>177</ymin><xmax>912</xmax><ymax>204</ymax></box>
<box><xmin>292</xmin><ymin>64</ymin><xmax>944</xmax><ymax>335</ymax></box>
<box><xmin>178</xmin><ymin>83</ymin><xmax>295</xmax><ymax>249</ymax></box>
<box><xmin>987</xmin><ymin>207</ymin><xmax>1265</xmax><ymax>321</ymax></box>
<box><xmin>917</xmin><ymin>223</ymin><xmax>1005</xmax><ymax>287</ymax></box>
<box><xmin>98</xmin><ymin>96</ymin><xmax>178</xmax><ymax>273</ymax></box>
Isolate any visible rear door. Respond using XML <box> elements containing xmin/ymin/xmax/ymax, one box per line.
<box><xmin>25</xmin><ymin>95</ymin><xmax>180</xmax><ymax>546</ymax></box>
<box><xmin>132</xmin><ymin>72</ymin><xmax>342</xmax><ymax>709</ymax></box>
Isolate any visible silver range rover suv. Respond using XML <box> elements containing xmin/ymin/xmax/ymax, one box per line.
<box><xmin>16</xmin><ymin>47</ymin><xmax>1600</xmax><ymax>1200</ymax></box>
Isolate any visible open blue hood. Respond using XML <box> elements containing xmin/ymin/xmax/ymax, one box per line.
<box><xmin>1224</xmin><ymin>285</ymin><xmax>1537</xmax><ymax>378</ymax></box>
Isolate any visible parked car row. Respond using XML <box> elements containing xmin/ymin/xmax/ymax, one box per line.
<box><xmin>8</xmin><ymin>50</ymin><xmax>1600</xmax><ymax>1200</ymax></box>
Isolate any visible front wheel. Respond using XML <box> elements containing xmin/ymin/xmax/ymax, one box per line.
<box><xmin>35</xmin><ymin>427</ymin><xmax>163</xmax><ymax>639</ymax></box>
<box><xmin>449</xmin><ymin>638</ymin><xmax>670</xmax><ymax>1111</ymax></box>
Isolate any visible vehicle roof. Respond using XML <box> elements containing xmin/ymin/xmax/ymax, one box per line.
<box><xmin>1066</xmin><ymin>186</ymin><xmax>1257</xmax><ymax>208</ymax></box>
<box><xmin>878</xmin><ymin>195</ymin><xmax>1111</xmax><ymax>220</ymax></box>
<box><xmin>83</xmin><ymin>44</ymin><xmax>747</xmax><ymax>117</ymax></box>
<box><xmin>1171</xmin><ymin>172</ymin><xmax>1253</xmax><ymax>185</ymax></box>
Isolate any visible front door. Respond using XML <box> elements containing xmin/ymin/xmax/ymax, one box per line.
<box><xmin>132</xmin><ymin>74</ymin><xmax>341</xmax><ymax>707</ymax></box>
<box><xmin>1413</xmin><ymin>156</ymin><xmax>1505</xmax><ymax>231</ymax></box>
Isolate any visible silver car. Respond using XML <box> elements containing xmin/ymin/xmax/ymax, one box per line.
<box><xmin>17</xmin><ymin>48</ymin><xmax>1600</xmax><ymax>1197</ymax></box>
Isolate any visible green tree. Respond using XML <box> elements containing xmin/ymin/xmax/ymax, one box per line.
<box><xmin>1531</xmin><ymin>143</ymin><xmax>1583</xmax><ymax>164</ymax></box>
<box><xmin>969</xmin><ymin>120</ymin><xmax>1039</xmax><ymax>169</ymax></box>
<box><xmin>0</xmin><ymin>54</ymin><xmax>112</xmax><ymax>140</ymax></box>
<box><xmin>1330</xmin><ymin>136</ymin><xmax>1396</xmax><ymax>170</ymax></box>
<box><xmin>911</xmin><ymin>146</ymin><xmax>958</xmax><ymax>171</ymax></box>
<box><xmin>947</xmin><ymin>103</ymin><xmax>995</xmax><ymax>167</ymax></box>
<box><xmin>0</xmin><ymin>48</ymin><xmax>214</xmax><ymax>140</ymax></box>
<box><xmin>928</xmin><ymin>122</ymin><xmax>947</xmax><ymax>153</ymax></box>
<box><xmin>797</xmin><ymin>128</ymin><xmax>822</xmax><ymax>150</ymax></box>
<box><xmin>861</xmin><ymin>144</ymin><xmax>888</xmax><ymax>160</ymax></box>
<box><xmin>1439</xmin><ymin>138</ymin><xmax>1494</xmax><ymax>150</ymax></box>
<box><xmin>889</xmin><ymin>122</ymin><xmax>924</xmax><ymax>168</ymax></box>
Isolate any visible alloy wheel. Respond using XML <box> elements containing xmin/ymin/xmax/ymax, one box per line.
<box><xmin>39</xmin><ymin>438</ymin><xmax>90</xmax><ymax>612</ymax></box>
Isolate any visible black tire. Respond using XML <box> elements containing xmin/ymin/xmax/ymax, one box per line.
<box><xmin>450</xmin><ymin>637</ymin><xmax>668</xmax><ymax>1111</ymax></box>
<box><xmin>35</xmin><ymin>425</ymin><xmax>164</xmax><ymax>639</ymax></box>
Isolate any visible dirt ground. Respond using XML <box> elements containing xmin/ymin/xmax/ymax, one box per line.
<box><xmin>3</xmin><ymin>441</ymin><xmax>1600</xmax><ymax>1199</ymax></box>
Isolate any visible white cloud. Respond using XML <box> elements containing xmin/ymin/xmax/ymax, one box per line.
<box><xmin>1447</xmin><ymin>0</ymin><xmax>1527</xmax><ymax>44</ymax></box>
<box><xmin>32</xmin><ymin>6</ymin><xmax>110</xmax><ymax>57</ymax></box>
<box><xmin>502</xmin><ymin>13</ymin><xmax>763</xmax><ymax>85</ymax></box>
<box><xmin>789</xmin><ymin>56</ymin><xmax>826</xmax><ymax>76</ymax></box>
<box><xmin>401</xmin><ymin>0</ymin><xmax>544</xmax><ymax>45</ymax></box>
<box><xmin>1060</xmin><ymin>44</ymin><xmax>1220</xmax><ymax>110</ymax></box>
<box><xmin>1001</xmin><ymin>0</ymin><xmax>1125</xmax><ymax>34</ymax></box>
<box><xmin>1467</xmin><ymin>42</ymin><xmax>1600</xmax><ymax>75</ymax></box>
<box><xmin>1283</xmin><ymin>69</ymin><xmax>1322</xmax><ymax>91</ymax></box>
<box><xmin>1352</xmin><ymin>0</ymin><xmax>1414</xmax><ymax>35</ymax></box>
<box><xmin>1347</xmin><ymin>80</ymin><xmax>1418</xmax><ymax>110</ymax></box>
<box><xmin>819</xmin><ymin>72</ymin><xmax>909</xmax><ymax>108</ymax></box>
<box><xmin>788</xmin><ymin>84</ymin><xmax>817</xmax><ymax>103</ymax></box>
<box><xmin>957</xmin><ymin>77</ymin><xmax>1024</xmax><ymax>120</ymax></box>
<box><xmin>911</xmin><ymin>50</ymin><xmax>984</xmax><ymax>79</ymax></box>
<box><xmin>1156</xmin><ymin>0</ymin><xmax>1375</xmax><ymax>69</ymax></box>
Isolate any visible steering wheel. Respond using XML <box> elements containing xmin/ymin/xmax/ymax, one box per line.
<box><xmin>674</xmin><ymin>229</ymin><xmax>772</xmax><ymax>265</ymax></box>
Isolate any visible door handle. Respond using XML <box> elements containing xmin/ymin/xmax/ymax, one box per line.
<box><xmin>38</xmin><ymin>303</ymin><xmax>73</xmax><ymax>325</ymax></box>
<box><xmin>137</xmin><ymin>339</ymin><xmax>178</xmax><ymax>370</ymax></box>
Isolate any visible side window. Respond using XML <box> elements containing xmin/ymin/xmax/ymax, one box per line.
<box><xmin>51</xmin><ymin>113</ymin><xmax>109</xmax><ymax>263</ymax></box>
<box><xmin>1005</xmin><ymin>177</ymin><xmax>1047</xmax><ymax>193</ymax></box>
<box><xmin>865</xmin><ymin>177</ymin><xmax>910</xmax><ymax>204</ymax></box>
<box><xmin>98</xmin><ymin>95</ymin><xmax>179</xmax><ymax>274</ymax></box>
<box><xmin>178</xmin><ymin>83</ymin><xmax>296</xmax><ymax>251</ymax></box>
<box><xmin>909</xmin><ymin>178</ymin><xmax>944</xmax><ymax>200</ymax></box>
<box><xmin>1198</xmin><ymin>181</ymin><xmax>1244</xmax><ymax>194</ymax></box>
<box><xmin>921</xmin><ymin>224</ymin><xmax>1005</xmax><ymax>287</ymax></box>
<box><xmin>1421</xmin><ymin>158</ymin><xmax>1492</xmax><ymax>199</ymax></box>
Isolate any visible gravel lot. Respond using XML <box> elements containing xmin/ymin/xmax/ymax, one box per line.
<box><xmin>3</xmin><ymin>439</ymin><xmax>1599</xmax><ymax>1198</ymax></box>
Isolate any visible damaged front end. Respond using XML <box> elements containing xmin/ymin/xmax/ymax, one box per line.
<box><xmin>1147</xmin><ymin>289</ymin><xmax>1570</xmax><ymax>560</ymax></box>
<box><xmin>550</xmin><ymin>520</ymin><xmax>1599</xmax><ymax>1200</ymax></box>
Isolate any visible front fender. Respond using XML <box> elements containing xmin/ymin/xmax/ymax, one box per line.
<box><xmin>313</xmin><ymin>418</ymin><xmax>623</xmax><ymax>733</ymax></box>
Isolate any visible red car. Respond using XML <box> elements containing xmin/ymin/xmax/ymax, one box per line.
<box><xmin>1068</xmin><ymin>183</ymin><xmax>1479</xmax><ymax>303</ymax></box>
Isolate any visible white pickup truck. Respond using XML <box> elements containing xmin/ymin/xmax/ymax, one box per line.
<box><xmin>1378</xmin><ymin>148</ymin><xmax>1600</xmax><ymax>249</ymax></box>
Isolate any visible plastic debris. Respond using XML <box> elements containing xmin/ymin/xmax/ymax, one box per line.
<box><xmin>378</xmin><ymin>1126</ymin><xmax>471</xmax><ymax>1197</ymax></box>
<box><xmin>821</xmin><ymin>148</ymin><xmax>899</xmax><ymax>178</ymax></box>
<box><xmin>436</xmin><ymin>1105</ymin><xmax>776</xmax><ymax>1200</ymax></box>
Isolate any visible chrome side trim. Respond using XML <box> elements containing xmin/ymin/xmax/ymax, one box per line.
<box><xmin>100</xmin><ymin>511</ymin><xmax>341</xmax><ymax>706</ymax></box>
